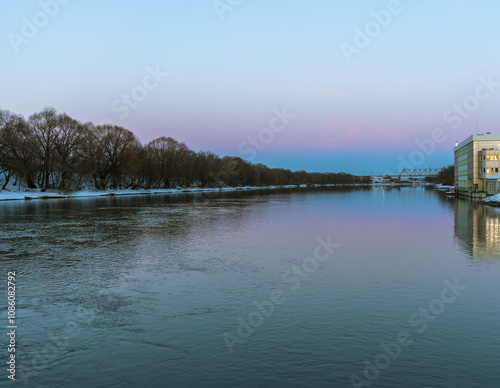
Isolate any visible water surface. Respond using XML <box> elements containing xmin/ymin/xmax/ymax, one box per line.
<box><xmin>1</xmin><ymin>187</ymin><xmax>499</xmax><ymax>387</ymax></box>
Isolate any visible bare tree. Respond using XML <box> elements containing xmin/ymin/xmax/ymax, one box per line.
<box><xmin>54</xmin><ymin>113</ymin><xmax>85</xmax><ymax>189</ymax></box>
<box><xmin>194</xmin><ymin>151</ymin><xmax>223</xmax><ymax>187</ymax></box>
<box><xmin>145</xmin><ymin>137</ymin><xmax>192</xmax><ymax>188</ymax></box>
<box><xmin>2</xmin><ymin>107</ymin><xmax>370</xmax><ymax>192</ymax></box>
<box><xmin>0</xmin><ymin>110</ymin><xmax>38</xmax><ymax>189</ymax></box>
<box><xmin>28</xmin><ymin>107</ymin><xmax>59</xmax><ymax>189</ymax></box>
<box><xmin>99</xmin><ymin>125</ymin><xmax>141</xmax><ymax>188</ymax></box>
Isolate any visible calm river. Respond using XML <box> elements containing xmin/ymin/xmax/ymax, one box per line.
<box><xmin>1</xmin><ymin>187</ymin><xmax>499</xmax><ymax>387</ymax></box>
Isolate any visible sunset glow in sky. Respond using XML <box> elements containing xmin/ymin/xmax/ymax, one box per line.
<box><xmin>2</xmin><ymin>0</ymin><xmax>500</xmax><ymax>174</ymax></box>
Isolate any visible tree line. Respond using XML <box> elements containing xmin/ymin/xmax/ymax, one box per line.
<box><xmin>0</xmin><ymin>107</ymin><xmax>370</xmax><ymax>191</ymax></box>
<box><xmin>428</xmin><ymin>165</ymin><xmax>454</xmax><ymax>186</ymax></box>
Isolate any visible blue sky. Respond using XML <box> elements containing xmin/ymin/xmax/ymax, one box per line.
<box><xmin>2</xmin><ymin>0</ymin><xmax>500</xmax><ymax>175</ymax></box>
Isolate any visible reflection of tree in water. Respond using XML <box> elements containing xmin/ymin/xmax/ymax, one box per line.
<box><xmin>0</xmin><ymin>186</ymin><xmax>346</xmax><ymax>268</ymax></box>
<box><xmin>454</xmin><ymin>198</ymin><xmax>500</xmax><ymax>264</ymax></box>
<box><xmin>0</xmin><ymin>186</ymin><xmax>374</xmax><ymax>310</ymax></box>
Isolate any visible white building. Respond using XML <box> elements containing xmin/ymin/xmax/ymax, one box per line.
<box><xmin>454</xmin><ymin>133</ymin><xmax>500</xmax><ymax>194</ymax></box>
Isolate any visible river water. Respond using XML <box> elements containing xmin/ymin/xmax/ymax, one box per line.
<box><xmin>1</xmin><ymin>187</ymin><xmax>499</xmax><ymax>387</ymax></box>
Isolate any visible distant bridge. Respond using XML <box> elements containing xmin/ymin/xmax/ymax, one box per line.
<box><xmin>397</xmin><ymin>168</ymin><xmax>440</xmax><ymax>178</ymax></box>
<box><xmin>374</xmin><ymin>168</ymin><xmax>441</xmax><ymax>180</ymax></box>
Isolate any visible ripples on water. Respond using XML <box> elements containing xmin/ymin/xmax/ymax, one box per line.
<box><xmin>1</xmin><ymin>187</ymin><xmax>499</xmax><ymax>387</ymax></box>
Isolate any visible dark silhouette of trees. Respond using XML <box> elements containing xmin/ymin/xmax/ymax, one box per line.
<box><xmin>0</xmin><ymin>110</ymin><xmax>37</xmax><ymax>189</ymax></box>
<box><xmin>54</xmin><ymin>113</ymin><xmax>85</xmax><ymax>189</ymax></box>
<box><xmin>145</xmin><ymin>136</ymin><xmax>194</xmax><ymax>188</ymax></box>
<box><xmin>0</xmin><ymin>107</ymin><xmax>370</xmax><ymax>191</ymax></box>
<box><xmin>28</xmin><ymin>107</ymin><xmax>60</xmax><ymax>189</ymax></box>
<box><xmin>99</xmin><ymin>125</ymin><xmax>141</xmax><ymax>188</ymax></box>
<box><xmin>434</xmin><ymin>165</ymin><xmax>454</xmax><ymax>186</ymax></box>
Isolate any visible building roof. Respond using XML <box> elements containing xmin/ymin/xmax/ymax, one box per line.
<box><xmin>455</xmin><ymin>133</ymin><xmax>500</xmax><ymax>151</ymax></box>
<box><xmin>487</xmin><ymin>174</ymin><xmax>500</xmax><ymax>180</ymax></box>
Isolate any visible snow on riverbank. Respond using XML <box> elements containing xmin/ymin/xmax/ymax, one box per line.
<box><xmin>435</xmin><ymin>184</ymin><xmax>455</xmax><ymax>191</ymax></box>
<box><xmin>484</xmin><ymin>193</ymin><xmax>500</xmax><ymax>205</ymax></box>
<box><xmin>0</xmin><ymin>184</ymin><xmax>318</xmax><ymax>202</ymax></box>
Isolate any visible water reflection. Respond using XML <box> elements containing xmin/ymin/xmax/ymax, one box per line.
<box><xmin>2</xmin><ymin>187</ymin><xmax>500</xmax><ymax>387</ymax></box>
<box><xmin>454</xmin><ymin>198</ymin><xmax>500</xmax><ymax>263</ymax></box>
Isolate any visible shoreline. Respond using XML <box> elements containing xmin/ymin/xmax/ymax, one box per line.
<box><xmin>0</xmin><ymin>184</ymin><xmax>370</xmax><ymax>202</ymax></box>
<box><xmin>483</xmin><ymin>193</ymin><xmax>500</xmax><ymax>206</ymax></box>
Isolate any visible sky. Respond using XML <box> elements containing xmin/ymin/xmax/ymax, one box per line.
<box><xmin>1</xmin><ymin>0</ymin><xmax>500</xmax><ymax>175</ymax></box>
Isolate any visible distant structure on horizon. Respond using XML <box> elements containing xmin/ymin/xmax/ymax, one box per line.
<box><xmin>454</xmin><ymin>133</ymin><xmax>500</xmax><ymax>197</ymax></box>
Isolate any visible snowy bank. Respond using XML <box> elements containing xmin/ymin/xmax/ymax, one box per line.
<box><xmin>435</xmin><ymin>184</ymin><xmax>455</xmax><ymax>191</ymax></box>
<box><xmin>0</xmin><ymin>184</ymin><xmax>325</xmax><ymax>202</ymax></box>
<box><xmin>483</xmin><ymin>193</ymin><xmax>500</xmax><ymax>205</ymax></box>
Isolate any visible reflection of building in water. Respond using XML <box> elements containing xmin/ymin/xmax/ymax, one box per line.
<box><xmin>454</xmin><ymin>199</ymin><xmax>500</xmax><ymax>263</ymax></box>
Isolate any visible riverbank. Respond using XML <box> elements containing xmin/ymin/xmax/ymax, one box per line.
<box><xmin>0</xmin><ymin>184</ymin><xmax>365</xmax><ymax>202</ymax></box>
<box><xmin>483</xmin><ymin>193</ymin><xmax>500</xmax><ymax>206</ymax></box>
